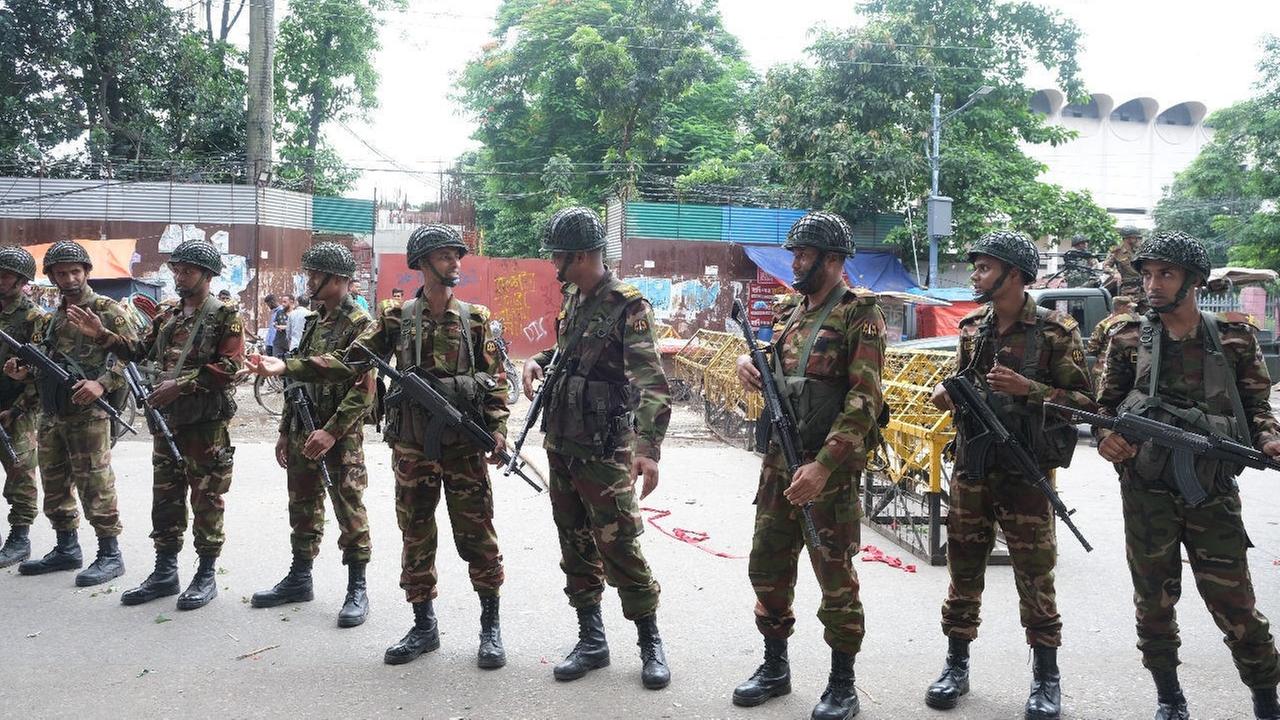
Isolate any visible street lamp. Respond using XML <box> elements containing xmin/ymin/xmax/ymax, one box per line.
<box><xmin>927</xmin><ymin>85</ymin><xmax>995</xmax><ymax>286</ymax></box>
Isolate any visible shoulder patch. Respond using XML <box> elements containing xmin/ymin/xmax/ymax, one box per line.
<box><xmin>860</xmin><ymin>320</ymin><xmax>882</xmax><ymax>339</ymax></box>
<box><xmin>630</xmin><ymin>316</ymin><xmax>650</xmax><ymax>335</ymax></box>
<box><xmin>1041</xmin><ymin>309</ymin><xmax>1079</xmax><ymax>333</ymax></box>
<box><xmin>471</xmin><ymin>304</ymin><xmax>492</xmax><ymax>322</ymax></box>
<box><xmin>483</xmin><ymin>339</ymin><xmax>498</xmax><ymax>355</ymax></box>
<box><xmin>617</xmin><ymin>283</ymin><xmax>643</xmax><ymax>302</ymax></box>
<box><xmin>1070</xmin><ymin>347</ymin><xmax>1085</xmax><ymax>364</ymax></box>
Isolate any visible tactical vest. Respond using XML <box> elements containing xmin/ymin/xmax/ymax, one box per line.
<box><xmin>542</xmin><ymin>276</ymin><xmax>641</xmax><ymax>455</ymax></box>
<box><xmin>288</xmin><ymin>301</ymin><xmax>362</xmax><ymax>434</ymax></box>
<box><xmin>384</xmin><ymin>297</ymin><xmax>491</xmax><ymax>453</ymax></box>
<box><xmin>144</xmin><ymin>296</ymin><xmax>236</xmax><ymax>427</ymax></box>
<box><xmin>1118</xmin><ymin>312</ymin><xmax>1252</xmax><ymax>495</ymax></box>
<box><xmin>962</xmin><ymin>306</ymin><xmax>1077</xmax><ymax>470</ymax></box>
<box><xmin>771</xmin><ymin>285</ymin><xmax>850</xmax><ymax>456</ymax></box>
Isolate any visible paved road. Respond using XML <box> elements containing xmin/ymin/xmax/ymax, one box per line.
<box><xmin>2</xmin><ymin>413</ymin><xmax>1278</xmax><ymax>719</ymax></box>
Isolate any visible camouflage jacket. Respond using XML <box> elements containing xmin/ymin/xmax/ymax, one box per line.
<box><xmin>1065</xmin><ymin>256</ymin><xmax>1099</xmax><ymax>288</ymax></box>
<box><xmin>1102</xmin><ymin>243</ymin><xmax>1143</xmax><ymax>295</ymax></box>
<box><xmin>531</xmin><ymin>272</ymin><xmax>671</xmax><ymax>461</ymax></box>
<box><xmin>97</xmin><ymin>293</ymin><xmax>244</xmax><ymax>426</ymax></box>
<box><xmin>1096</xmin><ymin>312</ymin><xmax>1280</xmax><ymax>449</ymax></box>
<box><xmin>768</xmin><ymin>284</ymin><xmax>885</xmax><ymax>472</ymax></box>
<box><xmin>278</xmin><ymin>295</ymin><xmax>375</xmax><ymax>442</ymax></box>
<box><xmin>0</xmin><ymin>295</ymin><xmax>47</xmax><ymax>413</ymax></box>
<box><xmin>35</xmin><ymin>288</ymin><xmax>133</xmax><ymax>419</ymax></box>
<box><xmin>1085</xmin><ymin>311</ymin><xmax>1138</xmax><ymax>356</ymax></box>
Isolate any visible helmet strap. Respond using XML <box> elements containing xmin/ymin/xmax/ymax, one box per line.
<box><xmin>792</xmin><ymin>250</ymin><xmax>828</xmax><ymax>294</ymax></box>
<box><xmin>424</xmin><ymin>257</ymin><xmax>458</xmax><ymax>288</ymax></box>
<box><xmin>975</xmin><ymin>264</ymin><xmax>1013</xmax><ymax>303</ymax></box>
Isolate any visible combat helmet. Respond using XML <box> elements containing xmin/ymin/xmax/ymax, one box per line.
<box><xmin>968</xmin><ymin>230</ymin><xmax>1040</xmax><ymax>282</ymax></box>
<box><xmin>541</xmin><ymin>207</ymin><xmax>606</xmax><ymax>253</ymax></box>
<box><xmin>784</xmin><ymin>212</ymin><xmax>856</xmax><ymax>257</ymax></box>
<box><xmin>1133</xmin><ymin>231</ymin><xmax>1212</xmax><ymax>285</ymax></box>
<box><xmin>407</xmin><ymin>224</ymin><xmax>467</xmax><ymax>269</ymax></box>
<box><xmin>42</xmin><ymin>240</ymin><xmax>92</xmax><ymax>274</ymax></box>
<box><xmin>0</xmin><ymin>245</ymin><xmax>36</xmax><ymax>281</ymax></box>
<box><xmin>169</xmin><ymin>240</ymin><xmax>223</xmax><ymax>275</ymax></box>
<box><xmin>1118</xmin><ymin>225</ymin><xmax>1143</xmax><ymax>240</ymax></box>
<box><xmin>301</xmin><ymin>241</ymin><xmax>356</xmax><ymax>278</ymax></box>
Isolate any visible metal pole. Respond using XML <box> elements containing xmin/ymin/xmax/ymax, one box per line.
<box><xmin>929</xmin><ymin>91</ymin><xmax>941</xmax><ymax>287</ymax></box>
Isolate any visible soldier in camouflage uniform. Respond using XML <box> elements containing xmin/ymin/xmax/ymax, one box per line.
<box><xmin>1085</xmin><ymin>296</ymin><xmax>1136</xmax><ymax>389</ymax></box>
<box><xmin>1102</xmin><ymin>226</ymin><xmax>1146</xmax><ymax>309</ymax></box>
<box><xmin>7</xmin><ymin>241</ymin><xmax>132</xmax><ymax>587</ymax></box>
<box><xmin>244</xmin><ymin>242</ymin><xmax>374</xmax><ymax>628</ymax></box>
<box><xmin>731</xmin><ymin>212</ymin><xmax>885</xmax><ymax>720</ymax></box>
<box><xmin>927</xmin><ymin>231</ymin><xmax>1094</xmax><ymax>720</ymax></box>
<box><xmin>0</xmin><ymin>246</ymin><xmax>46</xmax><ymax>568</ymax></box>
<box><xmin>69</xmin><ymin>240</ymin><xmax>243</xmax><ymax>610</ymax></box>
<box><xmin>1063</xmin><ymin>235</ymin><xmax>1100</xmax><ymax>288</ymax></box>
<box><xmin>521</xmin><ymin>206</ymin><xmax>672</xmax><ymax>690</ymax></box>
<box><xmin>1095</xmin><ymin>231</ymin><xmax>1280</xmax><ymax>720</ymax></box>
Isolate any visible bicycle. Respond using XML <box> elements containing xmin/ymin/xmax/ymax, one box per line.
<box><xmin>490</xmin><ymin>319</ymin><xmax>522</xmax><ymax>405</ymax></box>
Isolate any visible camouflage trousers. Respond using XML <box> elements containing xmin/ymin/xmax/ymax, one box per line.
<box><xmin>391</xmin><ymin>443</ymin><xmax>503</xmax><ymax>602</ymax></box>
<box><xmin>1121</xmin><ymin>484</ymin><xmax>1280</xmax><ymax>688</ymax></box>
<box><xmin>2</xmin><ymin>411</ymin><xmax>39</xmax><ymax>528</ymax></box>
<box><xmin>286</xmin><ymin>434</ymin><xmax>371</xmax><ymax>565</ymax></box>
<box><xmin>150</xmin><ymin>421</ymin><xmax>234</xmax><ymax>558</ymax></box>
<box><xmin>547</xmin><ymin>449</ymin><xmax>660</xmax><ymax>621</ymax></box>
<box><xmin>942</xmin><ymin>467</ymin><xmax>1061</xmax><ymax>647</ymax></box>
<box><xmin>750</xmin><ymin>449</ymin><xmax>864</xmax><ymax>654</ymax></box>
<box><xmin>37</xmin><ymin>414</ymin><xmax>122</xmax><ymax>537</ymax></box>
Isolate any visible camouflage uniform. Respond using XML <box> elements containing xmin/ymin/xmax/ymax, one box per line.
<box><xmin>275</xmin><ymin>294</ymin><xmax>374</xmax><ymax>565</ymax></box>
<box><xmin>0</xmin><ymin>295</ymin><xmax>45</xmax><ymax>531</ymax></box>
<box><xmin>751</xmin><ymin>284</ymin><xmax>885</xmax><ymax>654</ymax></box>
<box><xmin>530</xmin><ymin>271</ymin><xmax>671</xmax><ymax>620</ymax></box>
<box><xmin>1085</xmin><ymin>307</ymin><xmax>1137</xmax><ymax>388</ymax></box>
<box><xmin>1102</xmin><ymin>240</ymin><xmax>1146</xmax><ymax>308</ymax></box>
<box><xmin>1097</xmin><ymin>311</ymin><xmax>1280</xmax><ymax>689</ymax></box>
<box><xmin>97</xmin><ymin>295</ymin><xmax>243</xmax><ymax>557</ymax></box>
<box><xmin>944</xmin><ymin>294</ymin><xmax>1094</xmax><ymax>647</ymax></box>
<box><xmin>34</xmin><ymin>287</ymin><xmax>132</xmax><ymax>539</ymax></box>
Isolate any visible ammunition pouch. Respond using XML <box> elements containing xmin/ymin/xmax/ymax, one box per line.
<box><xmin>545</xmin><ymin>373</ymin><xmax>638</xmax><ymax>455</ymax></box>
<box><xmin>1118</xmin><ymin>389</ymin><xmax>1244</xmax><ymax>495</ymax></box>
<box><xmin>777</xmin><ymin>375</ymin><xmax>845</xmax><ymax>457</ymax></box>
<box><xmin>384</xmin><ymin>369</ymin><xmax>491</xmax><ymax>454</ymax></box>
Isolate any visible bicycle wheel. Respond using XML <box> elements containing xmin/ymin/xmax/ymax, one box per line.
<box><xmin>254</xmin><ymin>374</ymin><xmax>285</xmax><ymax>416</ymax></box>
<box><xmin>504</xmin><ymin>358</ymin><xmax>522</xmax><ymax>405</ymax></box>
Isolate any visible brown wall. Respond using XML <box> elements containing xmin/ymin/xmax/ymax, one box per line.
<box><xmin>619</xmin><ymin>237</ymin><xmax>758</xmax><ymax>335</ymax></box>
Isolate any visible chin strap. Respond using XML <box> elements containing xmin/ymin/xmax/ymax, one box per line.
<box><xmin>974</xmin><ymin>265</ymin><xmax>1013</xmax><ymax>303</ymax></box>
<box><xmin>792</xmin><ymin>250</ymin><xmax>828</xmax><ymax>294</ymax></box>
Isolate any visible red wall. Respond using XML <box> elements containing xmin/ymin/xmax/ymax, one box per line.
<box><xmin>376</xmin><ymin>254</ymin><xmax>563</xmax><ymax>359</ymax></box>
<box><xmin>916</xmin><ymin>301</ymin><xmax>980</xmax><ymax>337</ymax></box>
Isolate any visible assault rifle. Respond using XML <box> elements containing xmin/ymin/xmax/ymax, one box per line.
<box><xmin>0</xmin><ymin>419</ymin><xmax>17</xmax><ymax>466</ymax></box>
<box><xmin>943</xmin><ymin>376</ymin><xmax>1093</xmax><ymax>552</ymax></box>
<box><xmin>1045</xmin><ymin>402</ymin><xmax>1280</xmax><ymax>507</ymax></box>
<box><xmin>123</xmin><ymin>362</ymin><xmax>183</xmax><ymax>466</ymax></box>
<box><xmin>284</xmin><ymin>380</ymin><xmax>332</xmax><ymax>489</ymax></box>
<box><xmin>348</xmin><ymin>343</ymin><xmax>543</xmax><ymax>493</ymax></box>
<box><xmin>730</xmin><ymin>299</ymin><xmax>822</xmax><ymax>550</ymax></box>
<box><xmin>0</xmin><ymin>328</ymin><xmax>135</xmax><ymax>434</ymax></box>
<box><xmin>505</xmin><ymin>344</ymin><xmax>563</xmax><ymax>479</ymax></box>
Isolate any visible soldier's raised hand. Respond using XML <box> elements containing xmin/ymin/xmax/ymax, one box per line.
<box><xmin>736</xmin><ymin>354</ymin><xmax>761</xmax><ymax>391</ymax></box>
<box><xmin>65</xmin><ymin>304</ymin><xmax>105</xmax><ymax>338</ymax></box>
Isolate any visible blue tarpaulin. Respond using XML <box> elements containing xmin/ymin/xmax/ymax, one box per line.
<box><xmin>740</xmin><ymin>244</ymin><xmax>922</xmax><ymax>293</ymax></box>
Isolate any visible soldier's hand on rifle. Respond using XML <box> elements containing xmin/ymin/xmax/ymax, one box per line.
<box><xmin>3</xmin><ymin>357</ymin><xmax>26</xmax><ymax>381</ymax></box>
<box><xmin>633</xmin><ymin>455</ymin><xmax>659</xmax><ymax>499</ymax></box>
<box><xmin>244</xmin><ymin>353</ymin><xmax>286</xmax><ymax>377</ymax></box>
<box><xmin>736</xmin><ymin>354</ymin><xmax>762</xmax><ymax>391</ymax></box>
<box><xmin>303</xmin><ymin>428</ymin><xmax>336</xmax><ymax>460</ymax></box>
<box><xmin>785</xmin><ymin>461</ymin><xmax>831</xmax><ymax>506</ymax></box>
<box><xmin>522</xmin><ymin>360</ymin><xmax>543</xmax><ymax>401</ymax></box>
<box><xmin>931</xmin><ymin>383</ymin><xmax>954</xmax><ymax>412</ymax></box>
<box><xmin>1098</xmin><ymin>433</ymin><xmax>1139</xmax><ymax>463</ymax></box>
<box><xmin>70</xmin><ymin>378</ymin><xmax>105</xmax><ymax>406</ymax></box>
<box><xmin>65</xmin><ymin>304</ymin><xmax>106</xmax><ymax>339</ymax></box>
<box><xmin>275</xmin><ymin>434</ymin><xmax>289</xmax><ymax>469</ymax></box>
<box><xmin>486</xmin><ymin>432</ymin><xmax>506</xmax><ymax>466</ymax></box>
<box><xmin>986</xmin><ymin>363</ymin><xmax>1032</xmax><ymax>396</ymax></box>
<box><xmin>1263</xmin><ymin>440</ymin><xmax>1280</xmax><ymax>459</ymax></box>
<box><xmin>146</xmin><ymin>379</ymin><xmax>183</xmax><ymax>408</ymax></box>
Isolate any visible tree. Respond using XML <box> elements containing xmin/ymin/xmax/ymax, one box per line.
<box><xmin>273</xmin><ymin>0</ymin><xmax>402</xmax><ymax>195</ymax></box>
<box><xmin>202</xmin><ymin>0</ymin><xmax>246</xmax><ymax>48</ymax></box>
<box><xmin>753</xmin><ymin>0</ymin><xmax>1115</xmax><ymax>274</ymax></box>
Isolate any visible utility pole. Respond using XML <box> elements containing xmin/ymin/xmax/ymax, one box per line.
<box><xmin>247</xmin><ymin>0</ymin><xmax>275</xmax><ymax>184</ymax></box>
<box><xmin>926</xmin><ymin>86</ymin><xmax>994</xmax><ymax>287</ymax></box>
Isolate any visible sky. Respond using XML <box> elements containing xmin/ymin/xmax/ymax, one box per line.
<box><xmin>296</xmin><ymin>0</ymin><xmax>1280</xmax><ymax>204</ymax></box>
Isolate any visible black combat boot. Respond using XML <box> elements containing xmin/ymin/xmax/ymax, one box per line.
<box><xmin>337</xmin><ymin>562</ymin><xmax>369</xmax><ymax>628</ymax></box>
<box><xmin>811</xmin><ymin>649</ymin><xmax>859</xmax><ymax>720</ymax></box>
<box><xmin>384</xmin><ymin>600</ymin><xmax>440</xmax><ymax>665</ymax></box>
<box><xmin>251</xmin><ymin>555</ymin><xmax>314</xmax><ymax>608</ymax></box>
<box><xmin>176</xmin><ymin>555</ymin><xmax>218</xmax><ymax>610</ymax></box>
<box><xmin>476</xmin><ymin>595</ymin><xmax>506</xmax><ymax>668</ymax></box>
<box><xmin>1025</xmin><ymin>645</ymin><xmax>1061</xmax><ymax>720</ymax></box>
<box><xmin>553</xmin><ymin>604</ymin><xmax>610</xmax><ymax>681</ymax></box>
<box><xmin>1254</xmin><ymin>687</ymin><xmax>1280</xmax><ymax>720</ymax></box>
<box><xmin>925</xmin><ymin>636</ymin><xmax>971</xmax><ymax>710</ymax></box>
<box><xmin>121</xmin><ymin>551</ymin><xmax>180</xmax><ymax>606</ymax></box>
<box><xmin>75</xmin><ymin>535</ymin><xmax>124</xmax><ymax>587</ymax></box>
<box><xmin>635</xmin><ymin>614</ymin><xmax>670</xmax><ymax>689</ymax></box>
<box><xmin>18</xmin><ymin>529</ymin><xmax>81</xmax><ymax>575</ymax></box>
<box><xmin>1151</xmin><ymin>669</ymin><xmax>1189</xmax><ymax>720</ymax></box>
<box><xmin>732</xmin><ymin>637</ymin><xmax>791</xmax><ymax>707</ymax></box>
<box><xmin>0</xmin><ymin>525</ymin><xmax>31</xmax><ymax>568</ymax></box>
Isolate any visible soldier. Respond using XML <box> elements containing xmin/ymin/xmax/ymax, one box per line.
<box><xmin>1085</xmin><ymin>296</ymin><xmax>1136</xmax><ymax>390</ymax></box>
<box><xmin>1063</xmin><ymin>235</ymin><xmax>1099</xmax><ymax>288</ymax></box>
<box><xmin>1102</xmin><ymin>226</ymin><xmax>1146</xmax><ymax>307</ymax></box>
<box><xmin>927</xmin><ymin>231</ymin><xmax>1094</xmax><ymax>720</ymax></box>
<box><xmin>731</xmin><ymin>212</ymin><xmax>885</xmax><ymax>720</ymax></box>
<box><xmin>68</xmin><ymin>240</ymin><xmax>243</xmax><ymax>610</ymax></box>
<box><xmin>0</xmin><ymin>246</ymin><xmax>46</xmax><ymax>568</ymax></box>
<box><xmin>6</xmin><ymin>240</ymin><xmax>132</xmax><ymax>586</ymax></box>
<box><xmin>378</xmin><ymin>287</ymin><xmax>404</xmax><ymax>319</ymax></box>
<box><xmin>243</xmin><ymin>242</ymin><xmax>374</xmax><ymax>627</ymax></box>
<box><xmin>1095</xmin><ymin>231</ymin><xmax>1280</xmax><ymax>720</ymax></box>
<box><xmin>521</xmin><ymin>206</ymin><xmax>672</xmax><ymax>690</ymax></box>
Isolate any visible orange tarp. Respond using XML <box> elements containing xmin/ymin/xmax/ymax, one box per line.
<box><xmin>28</xmin><ymin>239</ymin><xmax>136</xmax><ymax>280</ymax></box>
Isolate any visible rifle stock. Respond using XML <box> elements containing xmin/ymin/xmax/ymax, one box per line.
<box><xmin>284</xmin><ymin>381</ymin><xmax>333</xmax><ymax>489</ymax></box>
<box><xmin>0</xmin><ymin>328</ymin><xmax>136</xmax><ymax>434</ymax></box>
